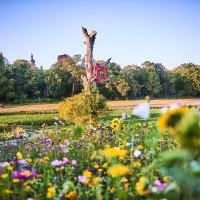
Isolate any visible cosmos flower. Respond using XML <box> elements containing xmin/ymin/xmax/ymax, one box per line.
<box><xmin>72</xmin><ymin>160</ymin><xmax>77</xmax><ymax>166</ymax></box>
<box><xmin>62</xmin><ymin>157</ymin><xmax>69</xmax><ymax>164</ymax></box>
<box><xmin>78</xmin><ymin>175</ymin><xmax>88</xmax><ymax>184</ymax></box>
<box><xmin>154</xmin><ymin>179</ymin><xmax>166</xmax><ymax>190</ymax></box>
<box><xmin>51</xmin><ymin>160</ymin><xmax>63</xmax><ymax>166</ymax></box>
<box><xmin>12</xmin><ymin>169</ymin><xmax>36</xmax><ymax>180</ymax></box>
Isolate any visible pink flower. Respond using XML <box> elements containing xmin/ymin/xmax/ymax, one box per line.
<box><xmin>51</xmin><ymin>160</ymin><xmax>63</xmax><ymax>166</ymax></box>
<box><xmin>154</xmin><ymin>179</ymin><xmax>166</xmax><ymax>190</ymax></box>
<box><xmin>62</xmin><ymin>157</ymin><xmax>69</xmax><ymax>164</ymax></box>
<box><xmin>72</xmin><ymin>160</ymin><xmax>76</xmax><ymax>166</ymax></box>
<box><xmin>12</xmin><ymin>169</ymin><xmax>36</xmax><ymax>180</ymax></box>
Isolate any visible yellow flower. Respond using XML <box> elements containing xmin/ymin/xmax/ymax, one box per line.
<box><xmin>110</xmin><ymin>188</ymin><xmax>115</xmax><ymax>193</ymax></box>
<box><xmin>158</xmin><ymin>107</ymin><xmax>189</xmax><ymax>133</ymax></box>
<box><xmin>111</xmin><ymin>122</ymin><xmax>119</xmax><ymax>131</ymax></box>
<box><xmin>133</xmin><ymin>161</ymin><xmax>142</xmax><ymax>168</ymax></box>
<box><xmin>121</xmin><ymin>124</ymin><xmax>126</xmax><ymax>131</ymax></box>
<box><xmin>6</xmin><ymin>165</ymin><xmax>13</xmax><ymax>171</ymax></box>
<box><xmin>44</xmin><ymin>156</ymin><xmax>49</xmax><ymax>160</ymax></box>
<box><xmin>120</xmin><ymin>177</ymin><xmax>128</xmax><ymax>183</ymax></box>
<box><xmin>112</xmin><ymin>118</ymin><xmax>120</xmax><ymax>124</ymax></box>
<box><xmin>21</xmin><ymin>171</ymin><xmax>31</xmax><ymax>177</ymax></box>
<box><xmin>124</xmin><ymin>183</ymin><xmax>129</xmax><ymax>192</ymax></box>
<box><xmin>94</xmin><ymin>164</ymin><xmax>99</xmax><ymax>169</ymax></box>
<box><xmin>137</xmin><ymin>145</ymin><xmax>143</xmax><ymax>150</ymax></box>
<box><xmin>135</xmin><ymin>176</ymin><xmax>150</xmax><ymax>195</ymax></box>
<box><xmin>25</xmin><ymin>158</ymin><xmax>32</xmax><ymax>163</ymax></box>
<box><xmin>13</xmin><ymin>178</ymin><xmax>20</xmax><ymax>183</ymax></box>
<box><xmin>90</xmin><ymin>177</ymin><xmax>102</xmax><ymax>186</ymax></box>
<box><xmin>64</xmin><ymin>191</ymin><xmax>76</xmax><ymax>200</ymax></box>
<box><xmin>17</xmin><ymin>152</ymin><xmax>23</xmax><ymax>160</ymax></box>
<box><xmin>5</xmin><ymin>189</ymin><xmax>13</xmax><ymax>194</ymax></box>
<box><xmin>47</xmin><ymin>187</ymin><xmax>56</xmax><ymax>199</ymax></box>
<box><xmin>163</xmin><ymin>176</ymin><xmax>170</xmax><ymax>183</ymax></box>
<box><xmin>55</xmin><ymin>167</ymin><xmax>60</xmax><ymax>172</ymax></box>
<box><xmin>83</xmin><ymin>170</ymin><xmax>92</xmax><ymax>179</ymax></box>
<box><xmin>105</xmin><ymin>147</ymin><xmax>127</xmax><ymax>159</ymax></box>
<box><xmin>1</xmin><ymin>174</ymin><xmax>8</xmax><ymax>179</ymax></box>
<box><xmin>25</xmin><ymin>185</ymin><xmax>31</xmax><ymax>191</ymax></box>
<box><xmin>102</xmin><ymin>162</ymin><xmax>108</xmax><ymax>168</ymax></box>
<box><xmin>107</xmin><ymin>164</ymin><xmax>130</xmax><ymax>177</ymax></box>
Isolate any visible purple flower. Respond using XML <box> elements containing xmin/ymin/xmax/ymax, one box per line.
<box><xmin>45</xmin><ymin>138</ymin><xmax>52</xmax><ymax>146</ymax></box>
<box><xmin>54</xmin><ymin>117</ymin><xmax>59</xmax><ymax>121</ymax></box>
<box><xmin>120</xmin><ymin>113</ymin><xmax>126</xmax><ymax>120</ymax></box>
<box><xmin>62</xmin><ymin>149</ymin><xmax>69</xmax><ymax>154</ymax></box>
<box><xmin>51</xmin><ymin>160</ymin><xmax>63</xmax><ymax>166</ymax></box>
<box><xmin>56</xmin><ymin>130</ymin><xmax>61</xmax><ymax>134</ymax></box>
<box><xmin>65</xmin><ymin>140</ymin><xmax>70</xmax><ymax>146</ymax></box>
<box><xmin>59</xmin><ymin>120</ymin><xmax>64</xmax><ymax>126</ymax></box>
<box><xmin>0</xmin><ymin>162</ymin><xmax>10</xmax><ymax>168</ymax></box>
<box><xmin>18</xmin><ymin>159</ymin><xmax>29</xmax><ymax>167</ymax></box>
<box><xmin>154</xmin><ymin>179</ymin><xmax>166</xmax><ymax>190</ymax></box>
<box><xmin>78</xmin><ymin>175</ymin><xmax>88</xmax><ymax>183</ymax></box>
<box><xmin>12</xmin><ymin>169</ymin><xmax>36</xmax><ymax>180</ymax></box>
<box><xmin>0</xmin><ymin>167</ymin><xmax>2</xmax><ymax>175</ymax></box>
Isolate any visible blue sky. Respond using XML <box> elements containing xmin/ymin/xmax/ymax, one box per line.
<box><xmin>1</xmin><ymin>0</ymin><xmax>200</xmax><ymax>69</ymax></box>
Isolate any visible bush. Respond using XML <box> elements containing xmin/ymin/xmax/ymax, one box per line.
<box><xmin>59</xmin><ymin>86</ymin><xmax>108</xmax><ymax>125</ymax></box>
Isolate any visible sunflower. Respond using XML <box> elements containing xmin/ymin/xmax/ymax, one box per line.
<box><xmin>112</xmin><ymin>118</ymin><xmax>121</xmax><ymax>124</ymax></box>
<box><xmin>111</xmin><ymin>122</ymin><xmax>119</xmax><ymax>131</ymax></box>
<box><xmin>158</xmin><ymin>107</ymin><xmax>189</xmax><ymax>134</ymax></box>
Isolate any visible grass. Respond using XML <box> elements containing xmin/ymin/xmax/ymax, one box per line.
<box><xmin>0</xmin><ymin>112</ymin><xmax>58</xmax><ymax>127</ymax></box>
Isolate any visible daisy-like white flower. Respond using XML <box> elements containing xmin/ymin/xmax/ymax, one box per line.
<box><xmin>133</xmin><ymin>102</ymin><xmax>150</xmax><ymax>119</ymax></box>
<box><xmin>133</xmin><ymin>150</ymin><xmax>142</xmax><ymax>158</ymax></box>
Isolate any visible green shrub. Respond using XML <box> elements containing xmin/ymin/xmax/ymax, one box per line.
<box><xmin>59</xmin><ymin>86</ymin><xmax>108</xmax><ymax>125</ymax></box>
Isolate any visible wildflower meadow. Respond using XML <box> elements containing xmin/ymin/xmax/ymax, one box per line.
<box><xmin>0</xmin><ymin>102</ymin><xmax>200</xmax><ymax>200</ymax></box>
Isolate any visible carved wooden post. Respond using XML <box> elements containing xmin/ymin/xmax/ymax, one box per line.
<box><xmin>81</xmin><ymin>26</ymin><xmax>97</xmax><ymax>90</ymax></box>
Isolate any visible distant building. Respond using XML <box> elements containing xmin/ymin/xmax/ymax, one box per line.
<box><xmin>30</xmin><ymin>54</ymin><xmax>36</xmax><ymax>69</ymax></box>
<box><xmin>57</xmin><ymin>54</ymin><xmax>69</xmax><ymax>62</ymax></box>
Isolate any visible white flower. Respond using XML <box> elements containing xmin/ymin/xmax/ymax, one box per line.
<box><xmin>126</xmin><ymin>142</ymin><xmax>132</xmax><ymax>147</ymax></box>
<box><xmin>169</xmin><ymin>103</ymin><xmax>180</xmax><ymax>110</ymax></box>
<box><xmin>133</xmin><ymin>102</ymin><xmax>150</xmax><ymax>119</ymax></box>
<box><xmin>160</xmin><ymin>106</ymin><xmax>168</xmax><ymax>114</ymax></box>
<box><xmin>133</xmin><ymin>150</ymin><xmax>142</xmax><ymax>158</ymax></box>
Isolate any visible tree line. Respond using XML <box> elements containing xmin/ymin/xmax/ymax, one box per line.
<box><xmin>0</xmin><ymin>52</ymin><xmax>199</xmax><ymax>103</ymax></box>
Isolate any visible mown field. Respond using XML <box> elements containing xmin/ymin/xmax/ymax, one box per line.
<box><xmin>0</xmin><ymin>98</ymin><xmax>199</xmax><ymax>113</ymax></box>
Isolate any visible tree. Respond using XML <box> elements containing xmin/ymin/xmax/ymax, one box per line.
<box><xmin>146</xmin><ymin>71</ymin><xmax>162</xmax><ymax>98</ymax></box>
<box><xmin>0</xmin><ymin>53</ymin><xmax>15</xmax><ymax>101</ymax></box>
<box><xmin>173</xmin><ymin>63</ymin><xmax>200</xmax><ymax>96</ymax></box>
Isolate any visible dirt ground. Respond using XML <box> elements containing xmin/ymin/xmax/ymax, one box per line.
<box><xmin>0</xmin><ymin>98</ymin><xmax>199</xmax><ymax>113</ymax></box>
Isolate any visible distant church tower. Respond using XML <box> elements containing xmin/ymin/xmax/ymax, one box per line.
<box><xmin>30</xmin><ymin>54</ymin><xmax>36</xmax><ymax>69</ymax></box>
